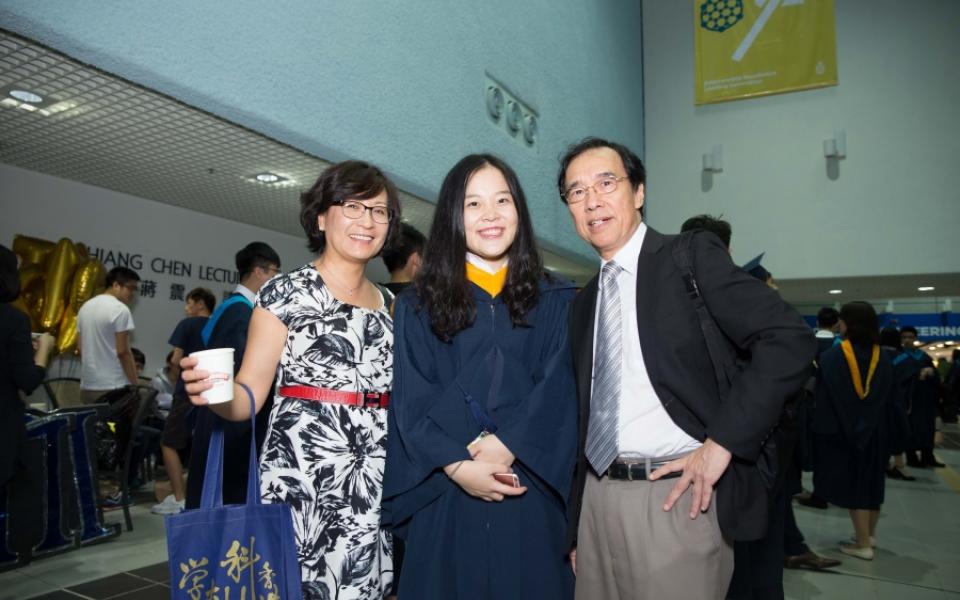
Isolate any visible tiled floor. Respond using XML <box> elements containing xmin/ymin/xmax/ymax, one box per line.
<box><xmin>2</xmin><ymin>438</ymin><xmax>959</xmax><ymax>599</ymax></box>
<box><xmin>783</xmin><ymin>438</ymin><xmax>960</xmax><ymax>599</ymax></box>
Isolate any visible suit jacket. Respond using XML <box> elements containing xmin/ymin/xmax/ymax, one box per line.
<box><xmin>567</xmin><ymin>227</ymin><xmax>815</xmax><ymax>545</ymax></box>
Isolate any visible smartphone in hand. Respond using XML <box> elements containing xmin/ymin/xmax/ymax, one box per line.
<box><xmin>493</xmin><ymin>473</ymin><xmax>520</xmax><ymax>488</ymax></box>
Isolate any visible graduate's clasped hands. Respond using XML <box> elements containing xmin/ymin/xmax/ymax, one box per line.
<box><xmin>444</xmin><ymin>433</ymin><xmax>527</xmax><ymax>503</ymax></box>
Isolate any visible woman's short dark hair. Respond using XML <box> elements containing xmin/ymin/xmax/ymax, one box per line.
<box><xmin>841</xmin><ymin>301</ymin><xmax>879</xmax><ymax>347</ymax></box>
<box><xmin>0</xmin><ymin>244</ymin><xmax>20</xmax><ymax>303</ymax></box>
<box><xmin>300</xmin><ymin>160</ymin><xmax>401</xmax><ymax>254</ymax></box>
<box><xmin>556</xmin><ymin>137</ymin><xmax>646</xmax><ymax>202</ymax></box>
<box><xmin>417</xmin><ymin>154</ymin><xmax>544</xmax><ymax>342</ymax></box>
<box><xmin>187</xmin><ymin>287</ymin><xmax>216</xmax><ymax>313</ymax></box>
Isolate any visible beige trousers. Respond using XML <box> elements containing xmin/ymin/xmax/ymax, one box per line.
<box><xmin>575</xmin><ymin>472</ymin><xmax>734</xmax><ymax>600</ymax></box>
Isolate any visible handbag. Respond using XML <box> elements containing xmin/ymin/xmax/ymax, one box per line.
<box><xmin>165</xmin><ymin>383</ymin><xmax>302</xmax><ymax>599</ymax></box>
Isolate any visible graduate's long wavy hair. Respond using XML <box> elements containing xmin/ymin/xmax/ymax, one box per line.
<box><xmin>417</xmin><ymin>154</ymin><xmax>544</xmax><ymax>342</ymax></box>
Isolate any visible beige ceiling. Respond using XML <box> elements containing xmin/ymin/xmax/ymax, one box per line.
<box><xmin>0</xmin><ymin>29</ymin><xmax>599</xmax><ymax>284</ymax></box>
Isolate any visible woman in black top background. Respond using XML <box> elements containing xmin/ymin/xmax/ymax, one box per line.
<box><xmin>0</xmin><ymin>244</ymin><xmax>55</xmax><ymax>489</ymax></box>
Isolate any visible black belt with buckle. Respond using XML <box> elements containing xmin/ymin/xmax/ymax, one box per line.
<box><xmin>606</xmin><ymin>461</ymin><xmax>681</xmax><ymax>481</ymax></box>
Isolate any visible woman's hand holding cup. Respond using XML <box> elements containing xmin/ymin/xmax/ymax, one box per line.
<box><xmin>179</xmin><ymin>355</ymin><xmax>211</xmax><ymax>406</ymax></box>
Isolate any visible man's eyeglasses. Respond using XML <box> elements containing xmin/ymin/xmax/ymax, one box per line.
<box><xmin>336</xmin><ymin>200</ymin><xmax>394</xmax><ymax>224</ymax></box>
<box><xmin>562</xmin><ymin>176</ymin><xmax>628</xmax><ymax>204</ymax></box>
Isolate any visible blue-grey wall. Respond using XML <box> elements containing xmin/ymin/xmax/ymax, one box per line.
<box><xmin>0</xmin><ymin>0</ymin><xmax>647</xmax><ymax>262</ymax></box>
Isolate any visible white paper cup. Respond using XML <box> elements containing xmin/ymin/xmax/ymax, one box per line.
<box><xmin>189</xmin><ymin>348</ymin><xmax>235</xmax><ymax>404</ymax></box>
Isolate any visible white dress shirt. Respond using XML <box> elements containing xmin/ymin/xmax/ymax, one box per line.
<box><xmin>234</xmin><ymin>283</ymin><xmax>256</xmax><ymax>304</ymax></box>
<box><xmin>592</xmin><ymin>222</ymin><xmax>702</xmax><ymax>459</ymax></box>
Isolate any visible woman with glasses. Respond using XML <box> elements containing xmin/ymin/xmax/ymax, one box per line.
<box><xmin>383</xmin><ymin>154</ymin><xmax>577</xmax><ymax>599</ymax></box>
<box><xmin>182</xmin><ymin>160</ymin><xmax>401</xmax><ymax>599</ymax></box>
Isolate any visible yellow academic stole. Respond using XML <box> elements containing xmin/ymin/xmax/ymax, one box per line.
<box><xmin>840</xmin><ymin>340</ymin><xmax>880</xmax><ymax>400</ymax></box>
<box><xmin>466</xmin><ymin>262</ymin><xmax>507</xmax><ymax>298</ymax></box>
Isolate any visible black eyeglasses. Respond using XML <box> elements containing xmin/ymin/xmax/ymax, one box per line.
<box><xmin>335</xmin><ymin>200</ymin><xmax>394</xmax><ymax>224</ymax></box>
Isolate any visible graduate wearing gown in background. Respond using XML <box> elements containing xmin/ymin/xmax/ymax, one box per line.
<box><xmin>383</xmin><ymin>154</ymin><xmax>577</xmax><ymax>599</ymax></box>
<box><xmin>813</xmin><ymin>302</ymin><xmax>892</xmax><ymax>561</ymax></box>
<box><xmin>896</xmin><ymin>326</ymin><xmax>943</xmax><ymax>468</ymax></box>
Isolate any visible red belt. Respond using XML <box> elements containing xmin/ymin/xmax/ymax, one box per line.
<box><xmin>278</xmin><ymin>385</ymin><xmax>390</xmax><ymax>409</ymax></box>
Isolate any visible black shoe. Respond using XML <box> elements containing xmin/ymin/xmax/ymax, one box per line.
<box><xmin>922</xmin><ymin>453</ymin><xmax>946</xmax><ymax>468</ymax></box>
<box><xmin>886</xmin><ymin>467</ymin><xmax>917</xmax><ymax>481</ymax></box>
<box><xmin>796</xmin><ymin>494</ymin><xmax>828</xmax><ymax>509</ymax></box>
<box><xmin>784</xmin><ymin>551</ymin><xmax>842</xmax><ymax>570</ymax></box>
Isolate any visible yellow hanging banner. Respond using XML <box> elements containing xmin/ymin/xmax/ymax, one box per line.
<box><xmin>694</xmin><ymin>0</ymin><xmax>837</xmax><ymax>105</ymax></box>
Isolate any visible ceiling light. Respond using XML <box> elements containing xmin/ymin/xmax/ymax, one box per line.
<box><xmin>39</xmin><ymin>100</ymin><xmax>79</xmax><ymax>116</ymax></box>
<box><xmin>918</xmin><ymin>286</ymin><xmax>935</xmax><ymax>292</ymax></box>
<box><xmin>251</xmin><ymin>172</ymin><xmax>287</xmax><ymax>184</ymax></box>
<box><xmin>828</xmin><ymin>289</ymin><xmax>842</xmax><ymax>295</ymax></box>
<box><xmin>8</xmin><ymin>89</ymin><xmax>43</xmax><ymax>103</ymax></box>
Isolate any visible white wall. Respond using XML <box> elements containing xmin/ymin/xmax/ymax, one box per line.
<box><xmin>641</xmin><ymin>0</ymin><xmax>959</xmax><ymax>279</ymax></box>
<box><xmin>2</xmin><ymin>163</ymin><xmax>366</xmax><ymax>376</ymax></box>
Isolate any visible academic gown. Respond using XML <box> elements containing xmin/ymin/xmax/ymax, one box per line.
<box><xmin>812</xmin><ymin>344</ymin><xmax>892</xmax><ymax>510</ymax></box>
<box><xmin>383</xmin><ymin>278</ymin><xmax>577</xmax><ymax>600</ymax></box>
<box><xmin>894</xmin><ymin>350</ymin><xmax>940</xmax><ymax>451</ymax></box>
<box><xmin>882</xmin><ymin>347</ymin><xmax>912</xmax><ymax>455</ymax></box>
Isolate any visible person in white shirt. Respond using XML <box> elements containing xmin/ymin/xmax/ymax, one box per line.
<box><xmin>77</xmin><ymin>266</ymin><xmax>139</xmax><ymax>404</ymax></box>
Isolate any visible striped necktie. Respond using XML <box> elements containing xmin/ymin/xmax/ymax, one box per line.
<box><xmin>585</xmin><ymin>261</ymin><xmax>624</xmax><ymax>476</ymax></box>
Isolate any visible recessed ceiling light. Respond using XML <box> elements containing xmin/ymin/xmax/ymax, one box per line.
<box><xmin>918</xmin><ymin>286</ymin><xmax>935</xmax><ymax>292</ymax></box>
<box><xmin>828</xmin><ymin>289</ymin><xmax>842</xmax><ymax>295</ymax></box>
<box><xmin>252</xmin><ymin>172</ymin><xmax>287</xmax><ymax>184</ymax></box>
<box><xmin>8</xmin><ymin>89</ymin><xmax>43</xmax><ymax>103</ymax></box>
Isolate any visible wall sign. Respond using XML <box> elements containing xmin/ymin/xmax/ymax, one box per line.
<box><xmin>694</xmin><ymin>0</ymin><xmax>838</xmax><ymax>105</ymax></box>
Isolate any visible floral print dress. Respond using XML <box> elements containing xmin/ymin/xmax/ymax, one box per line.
<box><xmin>256</xmin><ymin>264</ymin><xmax>393</xmax><ymax>600</ymax></box>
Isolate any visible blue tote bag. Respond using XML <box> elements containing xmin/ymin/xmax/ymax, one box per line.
<box><xmin>166</xmin><ymin>383</ymin><xmax>302</xmax><ymax>599</ymax></box>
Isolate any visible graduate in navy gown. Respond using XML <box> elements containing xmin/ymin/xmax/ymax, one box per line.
<box><xmin>897</xmin><ymin>326</ymin><xmax>944</xmax><ymax>468</ymax></box>
<box><xmin>383</xmin><ymin>154</ymin><xmax>577</xmax><ymax>599</ymax></box>
<box><xmin>813</xmin><ymin>302</ymin><xmax>893</xmax><ymax>561</ymax></box>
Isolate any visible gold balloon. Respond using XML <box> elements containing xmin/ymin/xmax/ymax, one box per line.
<box><xmin>13</xmin><ymin>235</ymin><xmax>107</xmax><ymax>352</ymax></box>
<box><xmin>39</xmin><ymin>238</ymin><xmax>80</xmax><ymax>332</ymax></box>
<box><xmin>12</xmin><ymin>235</ymin><xmax>54</xmax><ymax>268</ymax></box>
<box><xmin>57</xmin><ymin>309</ymin><xmax>79</xmax><ymax>355</ymax></box>
<box><xmin>69</xmin><ymin>259</ymin><xmax>105</xmax><ymax>308</ymax></box>
<box><xmin>55</xmin><ymin>259</ymin><xmax>106</xmax><ymax>354</ymax></box>
<box><xmin>74</xmin><ymin>242</ymin><xmax>90</xmax><ymax>261</ymax></box>
<box><xmin>17</xmin><ymin>265</ymin><xmax>45</xmax><ymax>325</ymax></box>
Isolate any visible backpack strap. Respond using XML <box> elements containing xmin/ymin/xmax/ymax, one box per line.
<box><xmin>670</xmin><ymin>231</ymin><xmax>736</xmax><ymax>397</ymax></box>
<box><xmin>201</xmin><ymin>294</ymin><xmax>254</xmax><ymax>346</ymax></box>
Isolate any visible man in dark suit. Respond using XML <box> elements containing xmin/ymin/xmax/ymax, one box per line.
<box><xmin>185</xmin><ymin>242</ymin><xmax>280</xmax><ymax>508</ymax></box>
<box><xmin>558</xmin><ymin>138</ymin><xmax>815</xmax><ymax>599</ymax></box>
